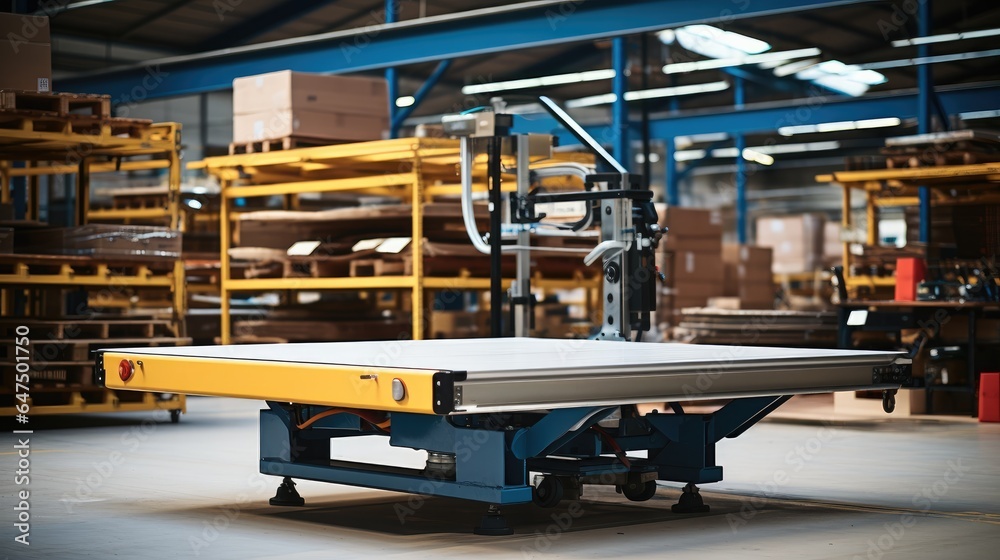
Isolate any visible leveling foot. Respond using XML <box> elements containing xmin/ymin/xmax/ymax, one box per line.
<box><xmin>671</xmin><ymin>482</ymin><xmax>710</xmax><ymax>513</ymax></box>
<box><xmin>474</xmin><ymin>504</ymin><xmax>514</xmax><ymax>536</ymax></box>
<box><xmin>269</xmin><ymin>477</ymin><xmax>305</xmax><ymax>507</ymax></box>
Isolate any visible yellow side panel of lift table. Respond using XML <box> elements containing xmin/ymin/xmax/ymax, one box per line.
<box><xmin>101</xmin><ymin>352</ymin><xmax>441</xmax><ymax>414</ymax></box>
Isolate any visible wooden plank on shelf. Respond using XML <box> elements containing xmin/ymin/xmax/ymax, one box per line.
<box><xmin>349</xmin><ymin>258</ymin><xmax>405</xmax><ymax>277</ymax></box>
<box><xmin>231</xmin><ymin>318</ymin><xmax>411</xmax><ymax>342</ymax></box>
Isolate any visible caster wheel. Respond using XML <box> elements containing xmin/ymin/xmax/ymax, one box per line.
<box><xmin>170</xmin><ymin>409</ymin><xmax>181</xmax><ymax>424</ymax></box>
<box><xmin>620</xmin><ymin>479</ymin><xmax>657</xmax><ymax>502</ymax></box>
<box><xmin>882</xmin><ymin>391</ymin><xmax>896</xmax><ymax>414</ymax></box>
<box><xmin>533</xmin><ymin>476</ymin><xmax>564</xmax><ymax>508</ymax></box>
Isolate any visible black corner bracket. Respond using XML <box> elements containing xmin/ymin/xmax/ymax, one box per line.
<box><xmin>432</xmin><ymin>370</ymin><xmax>467</xmax><ymax>415</ymax></box>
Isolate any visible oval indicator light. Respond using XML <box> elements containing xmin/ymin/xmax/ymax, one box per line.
<box><xmin>391</xmin><ymin>378</ymin><xmax>406</xmax><ymax>402</ymax></box>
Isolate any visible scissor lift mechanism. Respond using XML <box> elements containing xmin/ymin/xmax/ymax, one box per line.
<box><xmin>98</xmin><ymin>99</ymin><xmax>912</xmax><ymax>534</ymax></box>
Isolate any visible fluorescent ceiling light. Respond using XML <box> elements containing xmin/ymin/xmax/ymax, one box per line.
<box><xmin>778</xmin><ymin>117</ymin><xmax>900</xmax><ymax>136</ymax></box>
<box><xmin>566</xmin><ymin>93</ymin><xmax>618</xmax><ymax>109</ymax></box>
<box><xmin>461</xmin><ymin>69</ymin><xmax>615</xmax><ymax>95</ymax></box>
<box><xmin>855</xmin><ymin>117</ymin><xmax>902</xmax><ymax>129</ymax></box>
<box><xmin>816</xmin><ymin>120</ymin><xmax>856</xmax><ymax>133</ymax></box>
<box><xmin>395</xmin><ymin>96</ymin><xmax>415</xmax><ymax>108</ymax></box>
<box><xmin>795</xmin><ymin>59</ymin><xmax>886</xmax><ymax>97</ymax></box>
<box><xmin>772</xmin><ymin>58</ymin><xmax>821</xmax><ymax>77</ymax></box>
<box><xmin>674</xmin><ymin>149</ymin><xmax>707</xmax><ymax>162</ymax></box>
<box><xmin>960</xmin><ymin>109</ymin><xmax>1000</xmax><ymax>120</ymax></box>
<box><xmin>663</xmin><ymin>47</ymin><xmax>820</xmax><ymax>74</ymax></box>
<box><xmin>565</xmin><ymin>80</ymin><xmax>730</xmax><ymax>108</ymax></box>
<box><xmin>891</xmin><ymin>27</ymin><xmax>1000</xmax><ymax>47</ymax></box>
<box><xmin>664</xmin><ymin>24</ymin><xmax>771</xmax><ymax>60</ymax></box>
<box><xmin>858</xmin><ymin>48</ymin><xmax>1000</xmax><ymax>71</ymax></box>
<box><xmin>675</xmin><ymin>132</ymin><xmax>729</xmax><ymax>149</ymax></box>
<box><xmin>675</xmin><ymin>140</ymin><xmax>841</xmax><ymax>161</ymax></box>
<box><xmin>742</xmin><ymin>148</ymin><xmax>774</xmax><ymax>166</ymax></box>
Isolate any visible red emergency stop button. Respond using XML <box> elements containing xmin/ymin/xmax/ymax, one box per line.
<box><xmin>119</xmin><ymin>359</ymin><xmax>133</xmax><ymax>381</ymax></box>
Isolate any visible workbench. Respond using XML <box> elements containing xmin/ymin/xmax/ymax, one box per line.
<box><xmin>838</xmin><ymin>300</ymin><xmax>1000</xmax><ymax>416</ymax></box>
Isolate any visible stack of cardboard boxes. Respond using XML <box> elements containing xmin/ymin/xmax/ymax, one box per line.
<box><xmin>232</xmin><ymin>71</ymin><xmax>389</xmax><ymax>144</ymax></box>
<box><xmin>755</xmin><ymin>214</ymin><xmax>826</xmax><ymax>275</ymax></box>
<box><xmin>721</xmin><ymin>244</ymin><xmax>774</xmax><ymax>309</ymax></box>
<box><xmin>658</xmin><ymin>207</ymin><xmax>725</xmax><ymax>330</ymax></box>
<box><xmin>0</xmin><ymin>12</ymin><xmax>52</xmax><ymax>92</ymax></box>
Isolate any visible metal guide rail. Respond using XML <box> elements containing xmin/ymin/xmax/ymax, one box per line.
<box><xmin>96</xmin><ymin>338</ymin><xmax>911</xmax><ymax>534</ymax></box>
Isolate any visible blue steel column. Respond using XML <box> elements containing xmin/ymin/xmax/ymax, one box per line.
<box><xmin>734</xmin><ymin>76</ymin><xmax>747</xmax><ymax>243</ymax></box>
<box><xmin>917</xmin><ymin>0</ymin><xmax>932</xmax><ymax>244</ymax></box>
<box><xmin>391</xmin><ymin>60</ymin><xmax>451</xmax><ymax>131</ymax></box>
<box><xmin>612</xmin><ymin>36</ymin><xmax>629</xmax><ymax>169</ymax></box>
<box><xmin>735</xmin><ymin>134</ymin><xmax>747</xmax><ymax>244</ymax></box>
<box><xmin>385</xmin><ymin>0</ymin><xmax>399</xmax><ymax>138</ymax></box>
<box><xmin>666</xmin><ymin>138</ymin><xmax>679</xmax><ymax>205</ymax></box>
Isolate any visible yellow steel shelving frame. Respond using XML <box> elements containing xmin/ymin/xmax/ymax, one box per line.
<box><xmin>819</xmin><ymin>162</ymin><xmax>1000</xmax><ymax>295</ymax></box>
<box><xmin>0</xmin><ymin>121</ymin><xmax>187</xmax><ymax>322</ymax></box>
<box><xmin>0</xmin><ymin>116</ymin><xmax>186</xmax><ymax>418</ymax></box>
<box><xmin>191</xmin><ymin>137</ymin><xmax>600</xmax><ymax>344</ymax></box>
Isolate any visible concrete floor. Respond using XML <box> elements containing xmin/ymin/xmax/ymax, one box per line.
<box><xmin>2</xmin><ymin>397</ymin><xmax>998</xmax><ymax>560</ymax></box>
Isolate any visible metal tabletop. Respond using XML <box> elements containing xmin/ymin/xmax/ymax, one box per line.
<box><xmin>103</xmin><ymin>338</ymin><xmax>906</xmax><ymax>414</ymax></box>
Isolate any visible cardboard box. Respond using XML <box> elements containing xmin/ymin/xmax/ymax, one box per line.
<box><xmin>428</xmin><ymin>311</ymin><xmax>480</xmax><ymax>339</ymax></box>
<box><xmin>668</xmin><ymin>250</ymin><xmax>724</xmax><ymax>284</ymax></box>
<box><xmin>722</xmin><ymin>244</ymin><xmax>773</xmax><ymax>294</ymax></box>
<box><xmin>661</xmin><ymin>207</ymin><xmax>723</xmax><ymax>251</ymax></box>
<box><xmin>233</xmin><ymin>71</ymin><xmax>388</xmax><ymax>116</ymax></box>
<box><xmin>664</xmin><ymin>281</ymin><xmax>723</xmax><ymax>300</ymax></box>
<box><xmin>233</xmin><ymin>109</ymin><xmax>388</xmax><ymax>143</ymax></box>
<box><xmin>0</xmin><ymin>13</ymin><xmax>51</xmax><ymax>92</ymax></box>
<box><xmin>756</xmin><ymin>214</ymin><xmax>826</xmax><ymax>274</ymax></box>
<box><xmin>823</xmin><ymin>221</ymin><xmax>843</xmax><ymax>266</ymax></box>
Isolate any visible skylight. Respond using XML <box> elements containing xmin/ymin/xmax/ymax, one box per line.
<box><xmin>658</xmin><ymin>24</ymin><xmax>771</xmax><ymax>60</ymax></box>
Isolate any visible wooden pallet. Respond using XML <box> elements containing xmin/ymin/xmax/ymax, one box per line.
<box><xmin>0</xmin><ymin>109</ymin><xmax>152</xmax><ymax>137</ymax></box>
<box><xmin>0</xmin><ymin>317</ymin><xmax>178</xmax><ymax>339</ymax></box>
<box><xmin>885</xmin><ymin>151</ymin><xmax>1000</xmax><ymax>168</ymax></box>
<box><xmin>0</xmin><ymin>90</ymin><xmax>111</xmax><ymax>118</ymax></box>
<box><xmin>0</xmin><ymin>388</ymin><xmax>184</xmax><ymax>414</ymax></box>
<box><xmin>229</xmin><ymin>136</ymin><xmax>333</xmax><ymax>155</ymax></box>
<box><xmin>2</xmin><ymin>336</ymin><xmax>191</xmax><ymax>363</ymax></box>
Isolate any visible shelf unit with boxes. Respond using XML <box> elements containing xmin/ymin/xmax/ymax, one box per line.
<box><xmin>821</xmin><ymin>140</ymin><xmax>1000</xmax><ymax>417</ymax></box>
<box><xmin>191</xmin><ymin>137</ymin><xmax>602</xmax><ymax>344</ymax></box>
<box><xmin>0</xmin><ymin>101</ymin><xmax>187</xmax><ymax>418</ymax></box>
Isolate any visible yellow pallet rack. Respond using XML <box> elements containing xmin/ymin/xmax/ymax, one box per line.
<box><xmin>819</xmin><ymin>162</ymin><xmax>1000</xmax><ymax>297</ymax></box>
<box><xmin>0</xmin><ymin>113</ymin><xmax>186</xmax><ymax>418</ymax></box>
<box><xmin>190</xmin><ymin>137</ymin><xmax>600</xmax><ymax>343</ymax></box>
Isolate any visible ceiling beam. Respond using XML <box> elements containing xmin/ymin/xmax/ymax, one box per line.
<box><xmin>118</xmin><ymin>0</ymin><xmax>196</xmax><ymax>41</ymax></box>
<box><xmin>197</xmin><ymin>0</ymin><xmax>344</xmax><ymax>51</ymax></box>
<box><xmin>314</xmin><ymin>2</ymin><xmax>383</xmax><ymax>35</ymax></box>
<box><xmin>513</xmin><ymin>82</ymin><xmax>1000</xmax><ymax>140</ymax></box>
<box><xmin>57</xmin><ymin>0</ymin><xmax>879</xmax><ymax>101</ymax></box>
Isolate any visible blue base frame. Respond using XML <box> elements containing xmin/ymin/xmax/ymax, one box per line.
<box><xmin>259</xmin><ymin>395</ymin><xmax>790</xmax><ymax>505</ymax></box>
